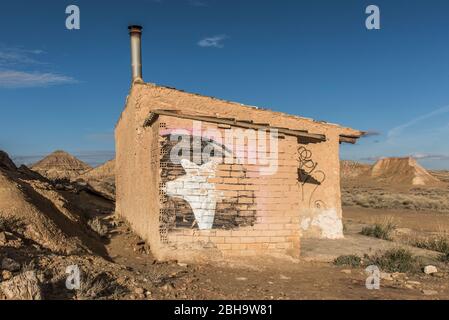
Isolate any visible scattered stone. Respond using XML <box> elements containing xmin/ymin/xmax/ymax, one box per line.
<box><xmin>392</xmin><ymin>272</ymin><xmax>406</xmax><ymax>279</ymax></box>
<box><xmin>280</xmin><ymin>275</ymin><xmax>291</xmax><ymax>280</ymax></box>
<box><xmin>432</xmin><ymin>272</ymin><xmax>445</xmax><ymax>278</ymax></box>
<box><xmin>0</xmin><ymin>271</ymin><xmax>42</xmax><ymax>300</ymax></box>
<box><xmin>134</xmin><ymin>287</ymin><xmax>144</xmax><ymax>295</ymax></box>
<box><xmin>1</xmin><ymin>270</ymin><xmax>12</xmax><ymax>281</ymax></box>
<box><xmin>236</xmin><ymin>277</ymin><xmax>247</xmax><ymax>281</ymax></box>
<box><xmin>162</xmin><ymin>283</ymin><xmax>175</xmax><ymax>291</ymax></box>
<box><xmin>423</xmin><ymin>265</ymin><xmax>438</xmax><ymax>275</ymax></box>
<box><xmin>0</xmin><ymin>232</ymin><xmax>7</xmax><ymax>245</ymax></box>
<box><xmin>341</xmin><ymin>269</ymin><xmax>352</xmax><ymax>274</ymax></box>
<box><xmin>395</xmin><ymin>228</ymin><xmax>412</xmax><ymax>235</ymax></box>
<box><xmin>177</xmin><ymin>262</ymin><xmax>188</xmax><ymax>268</ymax></box>
<box><xmin>1</xmin><ymin>258</ymin><xmax>21</xmax><ymax>272</ymax></box>
<box><xmin>380</xmin><ymin>272</ymin><xmax>393</xmax><ymax>281</ymax></box>
<box><xmin>422</xmin><ymin>289</ymin><xmax>438</xmax><ymax>296</ymax></box>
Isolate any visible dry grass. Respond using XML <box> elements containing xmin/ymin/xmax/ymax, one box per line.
<box><xmin>342</xmin><ymin>187</ymin><xmax>449</xmax><ymax>213</ymax></box>
<box><xmin>364</xmin><ymin>248</ymin><xmax>422</xmax><ymax>273</ymax></box>
<box><xmin>77</xmin><ymin>272</ymin><xmax>126</xmax><ymax>300</ymax></box>
<box><xmin>334</xmin><ymin>248</ymin><xmax>422</xmax><ymax>273</ymax></box>
<box><xmin>333</xmin><ymin>255</ymin><xmax>362</xmax><ymax>267</ymax></box>
<box><xmin>360</xmin><ymin>216</ymin><xmax>397</xmax><ymax>240</ymax></box>
<box><xmin>407</xmin><ymin>230</ymin><xmax>449</xmax><ymax>262</ymax></box>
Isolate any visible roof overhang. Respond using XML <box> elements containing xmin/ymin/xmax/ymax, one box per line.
<box><xmin>143</xmin><ymin>109</ymin><xmax>327</xmax><ymax>144</ymax></box>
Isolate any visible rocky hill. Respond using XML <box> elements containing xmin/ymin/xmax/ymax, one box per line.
<box><xmin>31</xmin><ymin>150</ymin><xmax>91</xmax><ymax>181</ymax></box>
<box><xmin>371</xmin><ymin>157</ymin><xmax>441</xmax><ymax>186</ymax></box>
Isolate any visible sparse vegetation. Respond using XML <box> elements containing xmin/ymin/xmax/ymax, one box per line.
<box><xmin>360</xmin><ymin>217</ymin><xmax>397</xmax><ymax>240</ymax></box>
<box><xmin>333</xmin><ymin>255</ymin><xmax>362</xmax><ymax>268</ymax></box>
<box><xmin>411</xmin><ymin>236</ymin><xmax>449</xmax><ymax>254</ymax></box>
<box><xmin>409</xmin><ymin>234</ymin><xmax>449</xmax><ymax>263</ymax></box>
<box><xmin>77</xmin><ymin>272</ymin><xmax>126</xmax><ymax>300</ymax></box>
<box><xmin>440</xmin><ymin>252</ymin><xmax>449</xmax><ymax>263</ymax></box>
<box><xmin>364</xmin><ymin>248</ymin><xmax>421</xmax><ymax>273</ymax></box>
<box><xmin>342</xmin><ymin>187</ymin><xmax>449</xmax><ymax>213</ymax></box>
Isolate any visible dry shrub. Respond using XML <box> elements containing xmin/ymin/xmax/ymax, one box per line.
<box><xmin>409</xmin><ymin>231</ymin><xmax>449</xmax><ymax>263</ymax></box>
<box><xmin>333</xmin><ymin>255</ymin><xmax>362</xmax><ymax>268</ymax></box>
<box><xmin>360</xmin><ymin>216</ymin><xmax>397</xmax><ymax>240</ymax></box>
<box><xmin>364</xmin><ymin>248</ymin><xmax>421</xmax><ymax>273</ymax></box>
<box><xmin>77</xmin><ymin>272</ymin><xmax>126</xmax><ymax>300</ymax></box>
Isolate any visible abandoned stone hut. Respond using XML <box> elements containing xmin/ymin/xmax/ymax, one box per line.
<box><xmin>115</xmin><ymin>26</ymin><xmax>364</xmax><ymax>261</ymax></box>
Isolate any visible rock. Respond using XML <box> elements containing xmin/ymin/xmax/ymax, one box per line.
<box><xmin>392</xmin><ymin>272</ymin><xmax>406</xmax><ymax>279</ymax></box>
<box><xmin>422</xmin><ymin>289</ymin><xmax>438</xmax><ymax>296</ymax></box>
<box><xmin>279</xmin><ymin>275</ymin><xmax>291</xmax><ymax>280</ymax></box>
<box><xmin>406</xmin><ymin>281</ymin><xmax>421</xmax><ymax>288</ymax></box>
<box><xmin>341</xmin><ymin>269</ymin><xmax>352</xmax><ymax>274</ymax></box>
<box><xmin>236</xmin><ymin>277</ymin><xmax>247</xmax><ymax>281</ymax></box>
<box><xmin>1</xmin><ymin>270</ymin><xmax>12</xmax><ymax>281</ymax></box>
<box><xmin>177</xmin><ymin>262</ymin><xmax>188</xmax><ymax>268</ymax></box>
<box><xmin>423</xmin><ymin>265</ymin><xmax>438</xmax><ymax>275</ymax></box>
<box><xmin>0</xmin><ymin>232</ymin><xmax>7</xmax><ymax>245</ymax></box>
<box><xmin>380</xmin><ymin>272</ymin><xmax>393</xmax><ymax>281</ymax></box>
<box><xmin>1</xmin><ymin>258</ymin><xmax>21</xmax><ymax>272</ymax></box>
<box><xmin>0</xmin><ymin>271</ymin><xmax>42</xmax><ymax>300</ymax></box>
<box><xmin>162</xmin><ymin>283</ymin><xmax>175</xmax><ymax>291</ymax></box>
<box><xmin>432</xmin><ymin>272</ymin><xmax>445</xmax><ymax>278</ymax></box>
<box><xmin>134</xmin><ymin>287</ymin><xmax>144</xmax><ymax>295</ymax></box>
<box><xmin>395</xmin><ymin>228</ymin><xmax>412</xmax><ymax>235</ymax></box>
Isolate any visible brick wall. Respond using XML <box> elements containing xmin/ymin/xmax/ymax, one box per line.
<box><xmin>115</xmin><ymin>83</ymin><xmax>357</xmax><ymax>262</ymax></box>
<box><xmin>157</xmin><ymin>116</ymin><xmax>301</xmax><ymax>258</ymax></box>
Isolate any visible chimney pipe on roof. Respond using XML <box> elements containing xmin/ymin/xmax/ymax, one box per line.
<box><xmin>128</xmin><ymin>25</ymin><xmax>143</xmax><ymax>82</ymax></box>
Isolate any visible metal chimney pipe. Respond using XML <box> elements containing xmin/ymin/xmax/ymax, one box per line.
<box><xmin>128</xmin><ymin>25</ymin><xmax>143</xmax><ymax>82</ymax></box>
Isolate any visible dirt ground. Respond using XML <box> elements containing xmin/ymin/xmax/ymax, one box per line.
<box><xmin>103</xmin><ymin>212</ymin><xmax>449</xmax><ymax>300</ymax></box>
<box><xmin>2</xmin><ymin>153</ymin><xmax>449</xmax><ymax>300</ymax></box>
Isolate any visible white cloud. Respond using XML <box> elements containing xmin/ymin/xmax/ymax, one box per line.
<box><xmin>0</xmin><ymin>70</ymin><xmax>77</xmax><ymax>88</ymax></box>
<box><xmin>197</xmin><ymin>34</ymin><xmax>228</xmax><ymax>48</ymax></box>
<box><xmin>387</xmin><ymin>105</ymin><xmax>449</xmax><ymax>141</ymax></box>
<box><xmin>0</xmin><ymin>47</ymin><xmax>45</xmax><ymax>66</ymax></box>
<box><xmin>0</xmin><ymin>46</ymin><xmax>77</xmax><ymax>88</ymax></box>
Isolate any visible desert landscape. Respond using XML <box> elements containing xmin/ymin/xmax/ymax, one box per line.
<box><xmin>1</xmin><ymin>149</ymin><xmax>448</xmax><ymax>300</ymax></box>
<box><xmin>3</xmin><ymin>1</ymin><xmax>449</xmax><ymax>304</ymax></box>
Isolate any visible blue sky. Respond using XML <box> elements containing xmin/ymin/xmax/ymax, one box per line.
<box><xmin>1</xmin><ymin>0</ymin><xmax>449</xmax><ymax>168</ymax></box>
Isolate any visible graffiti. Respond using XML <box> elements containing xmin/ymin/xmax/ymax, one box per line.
<box><xmin>297</xmin><ymin>146</ymin><xmax>327</xmax><ymax>209</ymax></box>
<box><xmin>159</xmin><ymin>134</ymin><xmax>256</xmax><ymax>237</ymax></box>
<box><xmin>165</xmin><ymin>158</ymin><xmax>223</xmax><ymax>230</ymax></box>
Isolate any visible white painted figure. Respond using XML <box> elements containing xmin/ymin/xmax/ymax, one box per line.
<box><xmin>165</xmin><ymin>158</ymin><xmax>224</xmax><ymax>230</ymax></box>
